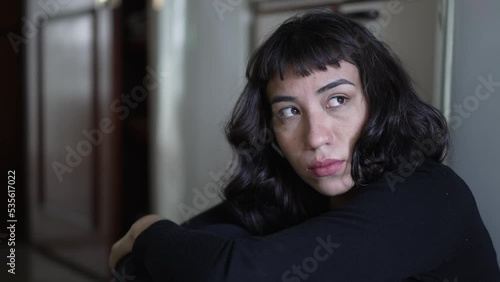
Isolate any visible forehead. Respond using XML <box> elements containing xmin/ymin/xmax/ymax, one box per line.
<box><xmin>266</xmin><ymin>61</ymin><xmax>361</xmax><ymax>95</ymax></box>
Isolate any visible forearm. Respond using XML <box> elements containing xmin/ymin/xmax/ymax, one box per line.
<box><xmin>130</xmin><ymin>186</ymin><xmax>462</xmax><ymax>282</ymax></box>
<box><xmin>132</xmin><ymin>217</ymin><xmax>358</xmax><ymax>282</ymax></box>
<box><xmin>132</xmin><ymin>220</ymin><xmax>233</xmax><ymax>282</ymax></box>
<box><xmin>112</xmin><ymin>202</ymin><xmax>242</xmax><ymax>282</ymax></box>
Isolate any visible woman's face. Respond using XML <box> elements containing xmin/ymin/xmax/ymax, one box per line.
<box><xmin>267</xmin><ymin>61</ymin><xmax>368</xmax><ymax>197</ymax></box>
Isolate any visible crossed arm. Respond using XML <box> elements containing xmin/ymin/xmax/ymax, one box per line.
<box><xmin>109</xmin><ymin>179</ymin><xmax>461</xmax><ymax>282</ymax></box>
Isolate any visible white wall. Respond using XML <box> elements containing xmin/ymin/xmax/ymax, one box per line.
<box><xmin>149</xmin><ymin>0</ymin><xmax>250</xmax><ymax>223</ymax></box>
<box><xmin>446</xmin><ymin>0</ymin><xmax>500</xmax><ymax>264</ymax></box>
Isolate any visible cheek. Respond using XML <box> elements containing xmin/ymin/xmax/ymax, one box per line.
<box><xmin>276</xmin><ymin>133</ymin><xmax>295</xmax><ymax>154</ymax></box>
<box><xmin>344</xmin><ymin>107</ymin><xmax>367</xmax><ymax>151</ymax></box>
<box><xmin>275</xmin><ymin>133</ymin><xmax>301</xmax><ymax>162</ymax></box>
<box><xmin>346</xmin><ymin>127</ymin><xmax>361</xmax><ymax>147</ymax></box>
<box><xmin>343</xmin><ymin>130</ymin><xmax>361</xmax><ymax>160</ymax></box>
<box><xmin>353</xmin><ymin>118</ymin><xmax>367</xmax><ymax>143</ymax></box>
<box><xmin>274</xmin><ymin>120</ymin><xmax>298</xmax><ymax>147</ymax></box>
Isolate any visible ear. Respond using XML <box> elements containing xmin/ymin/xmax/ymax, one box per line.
<box><xmin>272</xmin><ymin>141</ymin><xmax>284</xmax><ymax>157</ymax></box>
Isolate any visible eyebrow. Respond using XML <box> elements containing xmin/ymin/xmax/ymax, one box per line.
<box><xmin>316</xmin><ymin>78</ymin><xmax>355</xmax><ymax>94</ymax></box>
<box><xmin>270</xmin><ymin>78</ymin><xmax>355</xmax><ymax>105</ymax></box>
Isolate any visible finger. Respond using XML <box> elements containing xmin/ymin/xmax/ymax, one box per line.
<box><xmin>109</xmin><ymin>235</ymin><xmax>132</xmax><ymax>271</ymax></box>
<box><xmin>109</xmin><ymin>241</ymin><xmax>121</xmax><ymax>271</ymax></box>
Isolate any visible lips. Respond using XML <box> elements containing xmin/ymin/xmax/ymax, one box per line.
<box><xmin>307</xmin><ymin>159</ymin><xmax>345</xmax><ymax>177</ymax></box>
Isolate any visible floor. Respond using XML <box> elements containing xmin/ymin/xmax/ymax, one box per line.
<box><xmin>1</xmin><ymin>243</ymin><xmax>101</xmax><ymax>282</ymax></box>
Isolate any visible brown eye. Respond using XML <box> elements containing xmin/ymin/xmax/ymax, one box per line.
<box><xmin>278</xmin><ymin>107</ymin><xmax>300</xmax><ymax>118</ymax></box>
<box><xmin>327</xmin><ymin>96</ymin><xmax>347</xmax><ymax>108</ymax></box>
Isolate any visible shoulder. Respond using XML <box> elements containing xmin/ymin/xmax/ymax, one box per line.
<box><xmin>358</xmin><ymin>159</ymin><xmax>475</xmax><ymax>214</ymax></box>
<box><xmin>380</xmin><ymin>159</ymin><xmax>466</xmax><ymax>194</ymax></box>
<box><xmin>341</xmin><ymin>160</ymin><xmax>469</xmax><ymax>237</ymax></box>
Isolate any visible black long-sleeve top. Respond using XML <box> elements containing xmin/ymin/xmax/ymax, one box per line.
<box><xmin>123</xmin><ymin>160</ymin><xmax>500</xmax><ymax>281</ymax></box>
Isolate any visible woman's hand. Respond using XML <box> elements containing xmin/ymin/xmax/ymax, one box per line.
<box><xmin>109</xmin><ymin>214</ymin><xmax>165</xmax><ymax>271</ymax></box>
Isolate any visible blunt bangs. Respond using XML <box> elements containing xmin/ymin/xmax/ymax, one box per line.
<box><xmin>248</xmin><ymin>13</ymin><xmax>360</xmax><ymax>84</ymax></box>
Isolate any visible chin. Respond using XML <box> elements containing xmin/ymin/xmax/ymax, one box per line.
<box><xmin>312</xmin><ymin>177</ymin><xmax>355</xmax><ymax>197</ymax></box>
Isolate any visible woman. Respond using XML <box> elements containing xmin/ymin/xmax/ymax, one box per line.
<box><xmin>109</xmin><ymin>10</ymin><xmax>500</xmax><ymax>281</ymax></box>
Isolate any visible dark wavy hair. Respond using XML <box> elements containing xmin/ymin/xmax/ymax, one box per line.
<box><xmin>222</xmin><ymin>10</ymin><xmax>449</xmax><ymax>235</ymax></box>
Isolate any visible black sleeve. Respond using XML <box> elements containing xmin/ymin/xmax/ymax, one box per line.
<box><xmin>131</xmin><ymin>172</ymin><xmax>468</xmax><ymax>282</ymax></box>
<box><xmin>113</xmin><ymin>202</ymin><xmax>252</xmax><ymax>282</ymax></box>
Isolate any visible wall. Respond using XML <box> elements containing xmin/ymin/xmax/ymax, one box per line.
<box><xmin>149</xmin><ymin>0</ymin><xmax>250</xmax><ymax>223</ymax></box>
<box><xmin>340</xmin><ymin>0</ymin><xmax>438</xmax><ymax>105</ymax></box>
<box><xmin>254</xmin><ymin>0</ymin><xmax>438</xmax><ymax>106</ymax></box>
<box><xmin>447</xmin><ymin>0</ymin><xmax>500</xmax><ymax>264</ymax></box>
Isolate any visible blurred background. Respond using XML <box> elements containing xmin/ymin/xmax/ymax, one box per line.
<box><xmin>0</xmin><ymin>0</ymin><xmax>499</xmax><ymax>281</ymax></box>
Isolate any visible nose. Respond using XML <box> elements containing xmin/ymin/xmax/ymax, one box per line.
<box><xmin>303</xmin><ymin>111</ymin><xmax>332</xmax><ymax>150</ymax></box>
